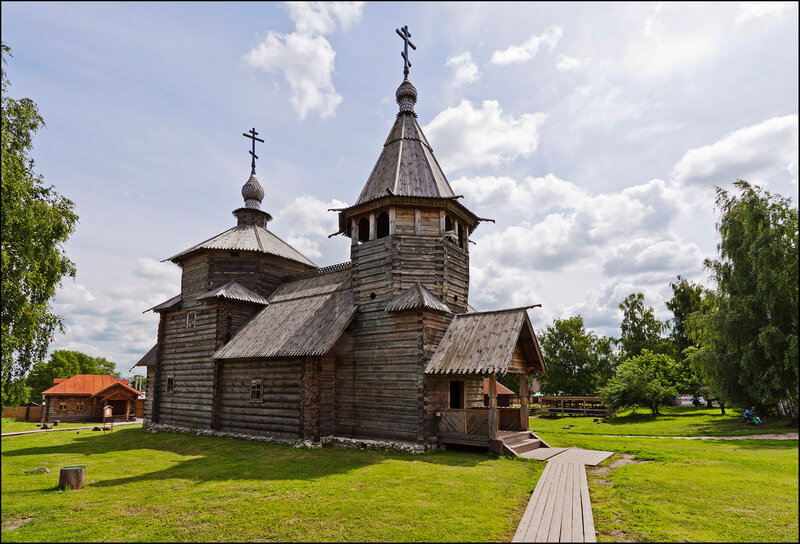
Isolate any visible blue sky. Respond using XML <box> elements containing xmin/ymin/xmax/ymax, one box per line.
<box><xmin>2</xmin><ymin>2</ymin><xmax>797</xmax><ymax>375</ymax></box>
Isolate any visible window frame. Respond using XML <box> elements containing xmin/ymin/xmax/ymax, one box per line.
<box><xmin>166</xmin><ymin>376</ymin><xmax>175</xmax><ymax>394</ymax></box>
<box><xmin>250</xmin><ymin>377</ymin><xmax>263</xmax><ymax>403</ymax></box>
<box><xmin>186</xmin><ymin>311</ymin><xmax>197</xmax><ymax>329</ymax></box>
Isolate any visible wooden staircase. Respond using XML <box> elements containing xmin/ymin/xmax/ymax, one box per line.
<box><xmin>499</xmin><ymin>430</ymin><xmax>551</xmax><ymax>458</ymax></box>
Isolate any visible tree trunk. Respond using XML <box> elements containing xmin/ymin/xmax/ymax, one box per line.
<box><xmin>719</xmin><ymin>402</ymin><xmax>726</xmax><ymax>415</ymax></box>
<box><xmin>58</xmin><ymin>466</ymin><xmax>86</xmax><ymax>490</ymax></box>
<box><xmin>706</xmin><ymin>398</ymin><xmax>713</xmax><ymax>408</ymax></box>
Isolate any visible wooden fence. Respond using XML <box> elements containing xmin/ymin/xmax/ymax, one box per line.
<box><xmin>3</xmin><ymin>405</ymin><xmax>44</xmax><ymax>421</ymax></box>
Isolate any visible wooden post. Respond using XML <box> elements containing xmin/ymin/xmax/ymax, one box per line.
<box><xmin>414</xmin><ymin>209</ymin><xmax>421</xmax><ymax>235</ymax></box>
<box><xmin>488</xmin><ymin>373</ymin><xmax>498</xmax><ymax>438</ymax></box>
<box><xmin>520</xmin><ymin>373</ymin><xmax>529</xmax><ymax>431</ymax></box>
<box><xmin>351</xmin><ymin>219</ymin><xmax>358</xmax><ymax>246</ymax></box>
<box><xmin>389</xmin><ymin>207</ymin><xmax>396</xmax><ymax>235</ymax></box>
<box><xmin>58</xmin><ymin>466</ymin><xmax>86</xmax><ymax>490</ymax></box>
<box><xmin>439</xmin><ymin>210</ymin><xmax>446</xmax><ymax>233</ymax></box>
<box><xmin>126</xmin><ymin>399</ymin><xmax>131</xmax><ymax>421</ymax></box>
<box><xmin>369</xmin><ymin>213</ymin><xmax>376</xmax><ymax>240</ymax></box>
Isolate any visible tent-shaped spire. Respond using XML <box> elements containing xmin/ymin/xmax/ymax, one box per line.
<box><xmin>354</xmin><ymin>79</ymin><xmax>455</xmax><ymax>206</ymax></box>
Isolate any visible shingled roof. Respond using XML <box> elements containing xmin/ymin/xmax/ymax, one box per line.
<box><xmin>42</xmin><ymin>375</ymin><xmax>142</xmax><ymax>397</ymax></box>
<box><xmin>425</xmin><ymin>307</ymin><xmax>546</xmax><ymax>376</ymax></box>
<box><xmin>385</xmin><ymin>282</ymin><xmax>451</xmax><ymax>314</ymax></box>
<box><xmin>131</xmin><ymin>344</ymin><xmax>158</xmax><ymax>372</ymax></box>
<box><xmin>165</xmin><ymin>224</ymin><xmax>316</xmax><ymax>267</ymax></box>
<box><xmin>213</xmin><ymin>265</ymin><xmax>357</xmax><ymax>359</ymax></box>
<box><xmin>354</xmin><ymin>79</ymin><xmax>455</xmax><ymax>206</ymax></box>
<box><xmin>196</xmin><ymin>281</ymin><xmax>269</xmax><ymax>305</ymax></box>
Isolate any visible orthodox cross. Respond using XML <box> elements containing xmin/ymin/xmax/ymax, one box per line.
<box><xmin>242</xmin><ymin>127</ymin><xmax>265</xmax><ymax>174</ymax></box>
<box><xmin>395</xmin><ymin>25</ymin><xmax>416</xmax><ymax>79</ymax></box>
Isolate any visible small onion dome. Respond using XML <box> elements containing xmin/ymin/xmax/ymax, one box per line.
<box><xmin>396</xmin><ymin>79</ymin><xmax>417</xmax><ymax>114</ymax></box>
<box><xmin>241</xmin><ymin>172</ymin><xmax>265</xmax><ymax>209</ymax></box>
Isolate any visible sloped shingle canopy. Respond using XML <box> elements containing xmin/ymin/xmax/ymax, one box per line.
<box><xmin>425</xmin><ymin>307</ymin><xmax>546</xmax><ymax>376</ymax></box>
<box><xmin>146</xmin><ymin>294</ymin><xmax>181</xmax><ymax>313</ymax></box>
<box><xmin>165</xmin><ymin>225</ymin><xmax>315</xmax><ymax>267</ymax></box>
<box><xmin>385</xmin><ymin>282</ymin><xmax>452</xmax><ymax>314</ymax></box>
<box><xmin>355</xmin><ymin>113</ymin><xmax>455</xmax><ymax>206</ymax></box>
<box><xmin>213</xmin><ymin>265</ymin><xmax>357</xmax><ymax>360</ymax></box>
<box><xmin>130</xmin><ymin>344</ymin><xmax>157</xmax><ymax>372</ymax></box>
<box><xmin>196</xmin><ymin>281</ymin><xmax>269</xmax><ymax>305</ymax></box>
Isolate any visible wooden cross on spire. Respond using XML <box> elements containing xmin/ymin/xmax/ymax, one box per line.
<box><xmin>242</xmin><ymin>127</ymin><xmax>265</xmax><ymax>174</ymax></box>
<box><xmin>395</xmin><ymin>25</ymin><xmax>416</xmax><ymax>79</ymax></box>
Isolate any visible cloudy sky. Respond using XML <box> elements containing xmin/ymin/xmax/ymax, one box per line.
<box><xmin>2</xmin><ymin>2</ymin><xmax>797</xmax><ymax>376</ymax></box>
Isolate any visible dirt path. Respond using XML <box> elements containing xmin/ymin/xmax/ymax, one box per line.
<box><xmin>574</xmin><ymin>432</ymin><xmax>798</xmax><ymax>440</ymax></box>
<box><xmin>2</xmin><ymin>421</ymin><xmax>141</xmax><ymax>437</ymax></box>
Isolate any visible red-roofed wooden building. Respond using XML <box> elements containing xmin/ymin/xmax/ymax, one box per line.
<box><xmin>41</xmin><ymin>374</ymin><xmax>143</xmax><ymax>423</ymax></box>
<box><xmin>483</xmin><ymin>378</ymin><xmax>515</xmax><ymax>408</ymax></box>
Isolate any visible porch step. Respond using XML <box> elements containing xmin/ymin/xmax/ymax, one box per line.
<box><xmin>501</xmin><ymin>431</ymin><xmax>549</xmax><ymax>457</ymax></box>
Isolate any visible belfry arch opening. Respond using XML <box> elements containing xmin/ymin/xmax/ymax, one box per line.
<box><xmin>358</xmin><ymin>217</ymin><xmax>370</xmax><ymax>243</ymax></box>
<box><xmin>377</xmin><ymin>212</ymin><xmax>390</xmax><ymax>238</ymax></box>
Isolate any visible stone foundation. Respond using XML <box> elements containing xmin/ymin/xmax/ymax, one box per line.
<box><xmin>144</xmin><ymin>421</ymin><xmax>438</xmax><ymax>453</ymax></box>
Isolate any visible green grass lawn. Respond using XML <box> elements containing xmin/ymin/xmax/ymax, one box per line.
<box><xmin>1</xmin><ymin>426</ymin><xmax>541</xmax><ymax>542</ymax></box>
<box><xmin>0</xmin><ymin>418</ymin><xmax>115</xmax><ymax>434</ymax></box>
<box><xmin>539</xmin><ymin>432</ymin><xmax>798</xmax><ymax>542</ymax></box>
<box><xmin>530</xmin><ymin>405</ymin><xmax>798</xmax><ymax>437</ymax></box>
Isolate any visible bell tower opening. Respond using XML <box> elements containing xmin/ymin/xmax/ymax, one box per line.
<box><xmin>377</xmin><ymin>211</ymin><xmax>390</xmax><ymax>239</ymax></box>
<box><xmin>358</xmin><ymin>217</ymin><xmax>370</xmax><ymax>243</ymax></box>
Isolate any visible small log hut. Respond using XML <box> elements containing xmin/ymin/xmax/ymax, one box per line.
<box><xmin>41</xmin><ymin>375</ymin><xmax>142</xmax><ymax>423</ymax></box>
<box><xmin>135</xmin><ymin>60</ymin><xmax>547</xmax><ymax>450</ymax></box>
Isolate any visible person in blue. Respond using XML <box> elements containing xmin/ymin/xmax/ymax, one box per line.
<box><xmin>742</xmin><ymin>407</ymin><xmax>762</xmax><ymax>424</ymax></box>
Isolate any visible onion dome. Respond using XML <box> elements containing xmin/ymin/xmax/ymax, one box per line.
<box><xmin>396</xmin><ymin>79</ymin><xmax>417</xmax><ymax>115</ymax></box>
<box><xmin>242</xmin><ymin>172</ymin><xmax>265</xmax><ymax>209</ymax></box>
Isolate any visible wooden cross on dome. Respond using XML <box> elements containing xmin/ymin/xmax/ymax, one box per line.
<box><xmin>396</xmin><ymin>25</ymin><xmax>416</xmax><ymax>79</ymax></box>
<box><xmin>242</xmin><ymin>127</ymin><xmax>265</xmax><ymax>174</ymax></box>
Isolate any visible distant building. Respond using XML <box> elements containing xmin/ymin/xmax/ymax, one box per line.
<box><xmin>484</xmin><ymin>379</ymin><xmax>515</xmax><ymax>408</ymax></box>
<box><xmin>41</xmin><ymin>375</ymin><xmax>142</xmax><ymax>423</ymax></box>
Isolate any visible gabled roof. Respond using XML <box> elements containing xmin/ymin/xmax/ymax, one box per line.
<box><xmin>355</xmin><ymin>113</ymin><xmax>455</xmax><ymax>206</ymax></box>
<box><xmin>42</xmin><ymin>374</ymin><xmax>142</xmax><ymax>397</ymax></box>
<box><xmin>385</xmin><ymin>283</ymin><xmax>451</xmax><ymax>314</ymax></box>
<box><xmin>196</xmin><ymin>281</ymin><xmax>269</xmax><ymax>305</ymax></box>
<box><xmin>483</xmin><ymin>378</ymin><xmax>515</xmax><ymax>396</ymax></box>
<box><xmin>165</xmin><ymin>224</ymin><xmax>316</xmax><ymax>267</ymax></box>
<box><xmin>213</xmin><ymin>266</ymin><xmax>357</xmax><ymax>360</ymax></box>
<box><xmin>425</xmin><ymin>307</ymin><xmax>546</xmax><ymax>376</ymax></box>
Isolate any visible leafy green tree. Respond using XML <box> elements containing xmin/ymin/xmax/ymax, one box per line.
<box><xmin>129</xmin><ymin>374</ymin><xmax>147</xmax><ymax>393</ymax></box>
<box><xmin>665</xmin><ymin>276</ymin><xmax>707</xmax><ymax>404</ymax></box>
<box><xmin>697</xmin><ymin>181</ymin><xmax>798</xmax><ymax>421</ymax></box>
<box><xmin>27</xmin><ymin>351</ymin><xmax>119</xmax><ymax>401</ymax></box>
<box><xmin>1</xmin><ymin>44</ymin><xmax>78</xmax><ymax>405</ymax></box>
<box><xmin>600</xmin><ymin>350</ymin><xmax>680</xmax><ymax>415</ymax></box>
<box><xmin>618</xmin><ymin>293</ymin><xmax>668</xmax><ymax>360</ymax></box>
<box><xmin>537</xmin><ymin>316</ymin><xmax>617</xmax><ymax>396</ymax></box>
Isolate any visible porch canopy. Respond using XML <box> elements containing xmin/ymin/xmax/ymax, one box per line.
<box><xmin>425</xmin><ymin>306</ymin><xmax>546</xmax><ymax>441</ymax></box>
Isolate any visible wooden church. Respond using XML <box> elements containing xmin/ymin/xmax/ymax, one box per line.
<box><xmin>137</xmin><ymin>32</ymin><xmax>547</xmax><ymax>451</ymax></box>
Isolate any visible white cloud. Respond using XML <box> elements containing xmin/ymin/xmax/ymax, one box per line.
<box><xmin>491</xmin><ymin>26</ymin><xmax>563</xmax><ymax>65</ymax></box>
<box><xmin>423</xmin><ymin>100</ymin><xmax>546</xmax><ymax>171</ymax></box>
<box><xmin>50</xmin><ymin>258</ymin><xmax>181</xmax><ymax>374</ymax></box>
<box><xmin>671</xmin><ymin>114</ymin><xmax>799</xmax><ymax>186</ymax></box>
<box><xmin>735</xmin><ymin>2</ymin><xmax>795</xmax><ymax>27</ymax></box>
<box><xmin>244</xmin><ymin>2</ymin><xmax>364</xmax><ymax>119</ymax></box>
<box><xmin>602</xmin><ymin>238</ymin><xmax>704</xmax><ymax>277</ymax></box>
<box><xmin>273</xmin><ymin>195</ymin><xmax>348</xmax><ymax>262</ymax></box>
<box><xmin>556</xmin><ymin>55</ymin><xmax>589</xmax><ymax>71</ymax></box>
<box><xmin>446</xmin><ymin>52</ymin><xmax>480</xmax><ymax>86</ymax></box>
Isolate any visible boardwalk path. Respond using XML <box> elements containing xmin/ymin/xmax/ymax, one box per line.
<box><xmin>513</xmin><ymin>447</ymin><xmax>613</xmax><ymax>543</ymax></box>
<box><xmin>572</xmin><ymin>432</ymin><xmax>798</xmax><ymax>440</ymax></box>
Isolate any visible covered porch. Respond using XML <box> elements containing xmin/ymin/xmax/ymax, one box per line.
<box><xmin>425</xmin><ymin>306</ymin><xmax>547</xmax><ymax>450</ymax></box>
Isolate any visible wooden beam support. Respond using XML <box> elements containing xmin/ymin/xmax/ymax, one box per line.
<box><xmin>488</xmin><ymin>373</ymin><xmax>498</xmax><ymax>438</ymax></box>
<box><xmin>369</xmin><ymin>213</ymin><xmax>376</xmax><ymax>241</ymax></box>
<box><xmin>351</xmin><ymin>219</ymin><xmax>358</xmax><ymax>246</ymax></box>
<box><xmin>520</xmin><ymin>373</ymin><xmax>529</xmax><ymax>431</ymax></box>
<box><xmin>414</xmin><ymin>209</ymin><xmax>421</xmax><ymax>235</ymax></box>
<box><xmin>389</xmin><ymin>207</ymin><xmax>396</xmax><ymax>235</ymax></box>
<box><xmin>439</xmin><ymin>210</ymin><xmax>446</xmax><ymax>234</ymax></box>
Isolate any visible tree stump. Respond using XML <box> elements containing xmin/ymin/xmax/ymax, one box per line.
<box><xmin>58</xmin><ymin>466</ymin><xmax>86</xmax><ymax>490</ymax></box>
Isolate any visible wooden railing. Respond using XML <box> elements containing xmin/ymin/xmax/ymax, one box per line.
<box><xmin>437</xmin><ymin>407</ymin><xmax>527</xmax><ymax>446</ymax></box>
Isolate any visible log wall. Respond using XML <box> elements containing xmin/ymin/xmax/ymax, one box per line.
<box><xmin>217</xmin><ymin>359</ymin><xmax>302</xmax><ymax>440</ymax></box>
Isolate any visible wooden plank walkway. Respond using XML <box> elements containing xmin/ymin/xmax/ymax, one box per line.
<box><xmin>513</xmin><ymin>448</ymin><xmax>612</xmax><ymax>542</ymax></box>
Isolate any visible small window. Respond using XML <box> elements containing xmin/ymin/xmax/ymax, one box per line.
<box><xmin>58</xmin><ymin>402</ymin><xmax>67</xmax><ymax>411</ymax></box>
<box><xmin>186</xmin><ymin>312</ymin><xmax>196</xmax><ymax>329</ymax></box>
<box><xmin>76</xmin><ymin>400</ymin><xmax>84</xmax><ymax>411</ymax></box>
<box><xmin>250</xmin><ymin>378</ymin><xmax>262</xmax><ymax>402</ymax></box>
<box><xmin>358</xmin><ymin>217</ymin><xmax>370</xmax><ymax>243</ymax></box>
<box><xmin>167</xmin><ymin>377</ymin><xmax>175</xmax><ymax>394</ymax></box>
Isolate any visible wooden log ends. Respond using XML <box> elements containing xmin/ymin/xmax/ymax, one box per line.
<box><xmin>58</xmin><ymin>466</ymin><xmax>86</xmax><ymax>490</ymax></box>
